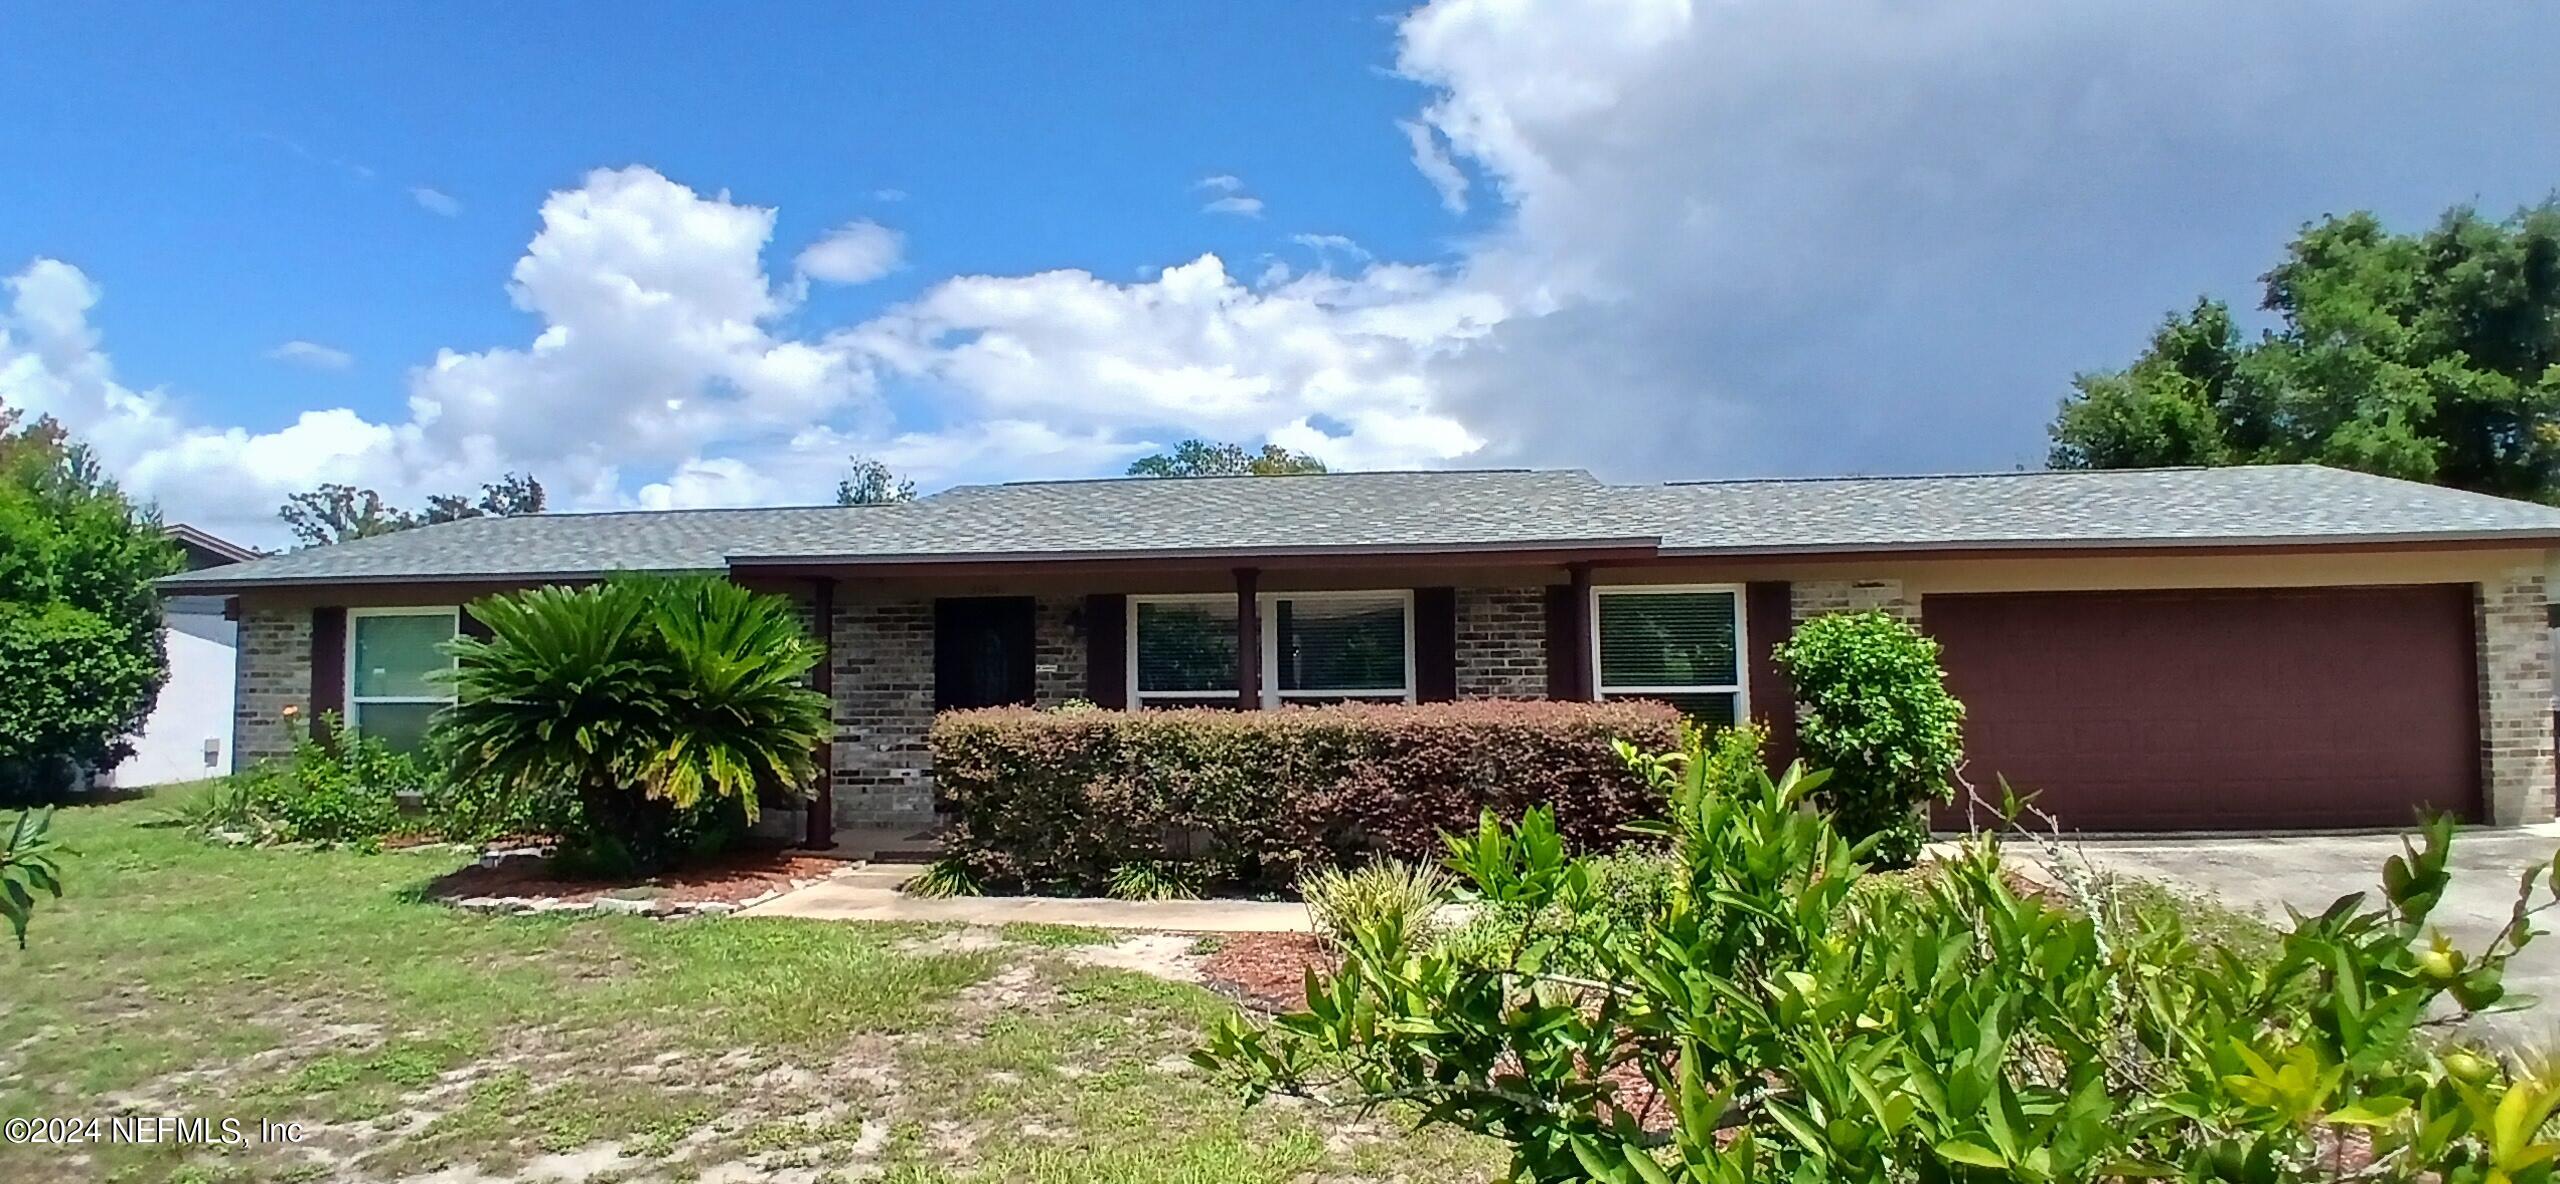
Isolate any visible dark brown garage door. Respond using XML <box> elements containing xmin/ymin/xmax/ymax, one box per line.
<box><xmin>1926</xmin><ymin>585</ymin><xmax>2479</xmax><ymax>831</ymax></box>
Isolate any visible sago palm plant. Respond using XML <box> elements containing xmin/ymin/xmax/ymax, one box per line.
<box><xmin>437</xmin><ymin>576</ymin><xmax>830</xmax><ymax>874</ymax></box>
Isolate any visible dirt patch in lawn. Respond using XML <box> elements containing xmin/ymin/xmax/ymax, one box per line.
<box><xmin>1201</xmin><ymin>931</ymin><xmax>1336</xmax><ymax>1012</ymax></box>
<box><xmin>422</xmin><ymin>846</ymin><xmax>852</xmax><ymax>906</ymax></box>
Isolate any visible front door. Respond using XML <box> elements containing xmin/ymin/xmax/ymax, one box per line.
<box><xmin>934</xmin><ymin>597</ymin><xmax>1037</xmax><ymax>711</ymax></box>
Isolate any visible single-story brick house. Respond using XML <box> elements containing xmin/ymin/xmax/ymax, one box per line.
<box><xmin>162</xmin><ymin>464</ymin><xmax>2560</xmax><ymax>836</ymax></box>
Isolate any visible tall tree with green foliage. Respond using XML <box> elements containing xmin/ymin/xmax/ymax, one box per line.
<box><xmin>279</xmin><ymin>473</ymin><xmax>547</xmax><ymax>547</ymax></box>
<box><xmin>2050</xmin><ymin>199</ymin><xmax>2560</xmax><ymax>501</ymax></box>
<box><xmin>834</xmin><ymin>454</ymin><xmax>917</xmax><ymax>505</ymax></box>
<box><xmin>0</xmin><ymin>403</ymin><xmax>182</xmax><ymax>801</ymax></box>
<box><xmin>1125</xmin><ymin>439</ymin><xmax>1329</xmax><ymax>477</ymax></box>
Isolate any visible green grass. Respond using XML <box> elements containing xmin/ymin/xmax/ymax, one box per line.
<box><xmin>0</xmin><ymin>790</ymin><xmax>1500</xmax><ymax>1183</ymax></box>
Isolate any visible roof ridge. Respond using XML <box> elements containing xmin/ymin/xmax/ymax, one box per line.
<box><xmin>1649</xmin><ymin>465</ymin><xmax>2273</xmax><ymax>488</ymax></box>
<box><xmin>961</xmin><ymin>467</ymin><xmax>1567</xmax><ymax>491</ymax></box>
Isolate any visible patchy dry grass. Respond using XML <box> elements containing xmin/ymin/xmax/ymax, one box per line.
<box><xmin>2</xmin><ymin>791</ymin><xmax>1501</xmax><ymax>1183</ymax></box>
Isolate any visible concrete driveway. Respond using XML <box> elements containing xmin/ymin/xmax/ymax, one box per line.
<box><xmin>2056</xmin><ymin>826</ymin><xmax>2560</xmax><ymax>1048</ymax></box>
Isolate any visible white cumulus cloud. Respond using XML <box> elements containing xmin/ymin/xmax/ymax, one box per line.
<box><xmin>795</xmin><ymin>219</ymin><xmax>905</xmax><ymax>285</ymax></box>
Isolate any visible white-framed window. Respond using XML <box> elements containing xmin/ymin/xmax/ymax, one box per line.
<box><xmin>347</xmin><ymin>606</ymin><xmax>460</xmax><ymax>752</ymax></box>
<box><xmin>1591</xmin><ymin>584</ymin><xmax>1747</xmax><ymax>726</ymax></box>
<box><xmin>1128</xmin><ymin>590</ymin><xmax>1416</xmax><ymax>709</ymax></box>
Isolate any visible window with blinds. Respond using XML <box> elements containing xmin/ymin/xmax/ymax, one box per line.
<box><xmin>1594</xmin><ymin>587</ymin><xmax>1744</xmax><ymax>725</ymax></box>
<box><xmin>1273</xmin><ymin>594</ymin><xmax>1408</xmax><ymax>700</ymax></box>
<box><xmin>1132</xmin><ymin>598</ymin><xmax>1239</xmax><ymax>707</ymax></box>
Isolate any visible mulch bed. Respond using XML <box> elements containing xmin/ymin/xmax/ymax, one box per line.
<box><xmin>1201</xmin><ymin>931</ymin><xmax>1339</xmax><ymax>1012</ymax></box>
<box><xmin>422</xmin><ymin>844</ymin><xmax>854</xmax><ymax>906</ymax></box>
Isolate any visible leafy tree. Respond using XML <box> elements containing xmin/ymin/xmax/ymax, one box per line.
<box><xmin>424</xmin><ymin>471</ymin><xmax>546</xmax><ymax>523</ymax></box>
<box><xmin>1125</xmin><ymin>439</ymin><xmax>1329</xmax><ymax>477</ymax></box>
<box><xmin>438</xmin><ymin>575</ymin><xmax>831</xmax><ymax>875</ymax></box>
<box><xmin>835</xmin><ymin>454</ymin><xmax>917</xmax><ymax>505</ymax></box>
<box><xmin>0</xmin><ymin>404</ymin><xmax>181</xmax><ymax>801</ymax></box>
<box><xmin>280</xmin><ymin>473</ymin><xmax>547</xmax><ymax>547</ymax></box>
<box><xmin>2051</xmin><ymin>200</ymin><xmax>2560</xmax><ymax>501</ymax></box>
<box><xmin>1772</xmin><ymin>611</ymin><xmax>1965</xmax><ymax>866</ymax></box>
<box><xmin>279</xmin><ymin>483</ymin><xmax>416</xmax><ymax>547</ymax></box>
<box><xmin>1201</xmin><ymin>728</ymin><xmax>2560</xmax><ymax>1184</ymax></box>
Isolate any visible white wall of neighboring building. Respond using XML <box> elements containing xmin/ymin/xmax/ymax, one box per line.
<box><xmin>107</xmin><ymin>612</ymin><xmax>236</xmax><ymax>787</ymax></box>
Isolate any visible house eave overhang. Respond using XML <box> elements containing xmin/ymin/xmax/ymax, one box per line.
<box><xmin>1640</xmin><ymin>529</ymin><xmax>2560</xmax><ymax>564</ymax></box>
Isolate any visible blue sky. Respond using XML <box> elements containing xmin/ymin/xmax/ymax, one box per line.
<box><xmin>6</xmin><ymin>1</ymin><xmax>2559</xmax><ymax>545</ymax></box>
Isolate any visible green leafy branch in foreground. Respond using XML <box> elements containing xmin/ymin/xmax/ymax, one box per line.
<box><xmin>0</xmin><ymin>808</ymin><xmax>66</xmax><ymax>947</ymax></box>
<box><xmin>1198</xmin><ymin>728</ymin><xmax>2560</xmax><ymax>1183</ymax></box>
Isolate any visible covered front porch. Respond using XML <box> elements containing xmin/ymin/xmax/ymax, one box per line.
<box><xmin>757</xmin><ymin>544</ymin><xmax>1768</xmax><ymax>848</ymax></box>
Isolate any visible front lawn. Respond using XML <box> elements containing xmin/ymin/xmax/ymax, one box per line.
<box><xmin>1</xmin><ymin>790</ymin><xmax>1501</xmax><ymax>1183</ymax></box>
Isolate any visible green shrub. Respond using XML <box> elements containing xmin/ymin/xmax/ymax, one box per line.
<box><xmin>905</xmin><ymin>857</ymin><xmax>985</xmax><ymax>899</ymax></box>
<box><xmin>1437</xmin><ymin>848</ymin><xmax>1678</xmax><ymax>976</ymax></box>
<box><xmin>1773</xmin><ymin>610</ymin><xmax>1964</xmax><ymax>865</ymax></box>
<box><xmin>1300</xmin><ymin>858</ymin><xmax>1454</xmax><ymax>949</ymax></box>
<box><xmin>437</xmin><ymin>576</ymin><xmax>830</xmax><ymax>876</ymax></box>
<box><xmin>173</xmin><ymin>718</ymin><xmax>419</xmax><ymax>849</ymax></box>
<box><xmin>1201</xmin><ymin>728</ymin><xmax>2554</xmax><ymax>1184</ymax></box>
<box><xmin>927</xmin><ymin>700</ymin><xmax>1680</xmax><ymax>896</ymax></box>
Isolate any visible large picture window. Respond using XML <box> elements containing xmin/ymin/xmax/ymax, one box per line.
<box><xmin>1129</xmin><ymin>591</ymin><xmax>1414</xmax><ymax>708</ymax></box>
<box><xmin>1592</xmin><ymin>585</ymin><xmax>1745</xmax><ymax>725</ymax></box>
<box><xmin>348</xmin><ymin>607</ymin><xmax>459</xmax><ymax>752</ymax></box>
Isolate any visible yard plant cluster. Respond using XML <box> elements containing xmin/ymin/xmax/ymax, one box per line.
<box><xmin>1200</xmin><ymin>724</ymin><xmax>2560</xmax><ymax>1184</ymax></box>
<box><xmin>177</xmin><ymin>574</ymin><xmax>833</xmax><ymax>879</ymax></box>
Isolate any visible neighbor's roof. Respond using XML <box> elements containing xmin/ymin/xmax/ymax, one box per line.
<box><xmin>162</xmin><ymin>464</ymin><xmax>2560</xmax><ymax>591</ymax></box>
<box><xmin>160</xmin><ymin>505</ymin><xmax>857</xmax><ymax>589</ymax></box>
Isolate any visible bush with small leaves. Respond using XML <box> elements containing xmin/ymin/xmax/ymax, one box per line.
<box><xmin>1773</xmin><ymin>610</ymin><xmax>1963</xmax><ymax>865</ymax></box>
<box><xmin>1198</xmin><ymin>725</ymin><xmax>2560</xmax><ymax>1184</ymax></box>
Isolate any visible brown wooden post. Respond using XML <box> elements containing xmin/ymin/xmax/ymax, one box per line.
<box><xmin>1563</xmin><ymin>562</ymin><xmax>1594</xmax><ymax>700</ymax></box>
<box><xmin>804</xmin><ymin>577</ymin><xmax>837</xmax><ymax>849</ymax></box>
<box><xmin>1235</xmin><ymin>567</ymin><xmax>1262</xmax><ymax>710</ymax></box>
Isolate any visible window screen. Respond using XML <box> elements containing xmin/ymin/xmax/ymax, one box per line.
<box><xmin>350</xmin><ymin>610</ymin><xmax>457</xmax><ymax>752</ymax></box>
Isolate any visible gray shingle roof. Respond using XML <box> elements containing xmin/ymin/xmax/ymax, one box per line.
<box><xmin>160</xmin><ymin>505</ymin><xmax>864</xmax><ymax>588</ymax></box>
<box><xmin>1627</xmin><ymin>465</ymin><xmax>2560</xmax><ymax>554</ymax></box>
<box><xmin>727</xmin><ymin>469</ymin><xmax>1660</xmax><ymax>561</ymax></box>
<box><xmin>164</xmin><ymin>464</ymin><xmax>2560</xmax><ymax>591</ymax></box>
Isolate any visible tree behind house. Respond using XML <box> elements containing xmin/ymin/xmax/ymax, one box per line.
<box><xmin>835</xmin><ymin>455</ymin><xmax>917</xmax><ymax>505</ymax></box>
<box><xmin>279</xmin><ymin>472</ymin><xmax>547</xmax><ymax>547</ymax></box>
<box><xmin>1125</xmin><ymin>439</ymin><xmax>1328</xmax><ymax>477</ymax></box>
<box><xmin>2049</xmin><ymin>198</ymin><xmax>2560</xmax><ymax>502</ymax></box>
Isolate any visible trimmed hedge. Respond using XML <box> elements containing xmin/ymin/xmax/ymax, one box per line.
<box><xmin>928</xmin><ymin>700</ymin><xmax>1680</xmax><ymax>894</ymax></box>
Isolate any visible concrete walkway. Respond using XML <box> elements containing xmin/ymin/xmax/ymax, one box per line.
<box><xmin>736</xmin><ymin>865</ymin><xmax>1315</xmax><ymax>932</ymax></box>
<box><xmin>2058</xmin><ymin>824</ymin><xmax>2560</xmax><ymax>1047</ymax></box>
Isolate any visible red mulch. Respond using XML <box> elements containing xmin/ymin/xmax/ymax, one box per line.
<box><xmin>422</xmin><ymin>844</ymin><xmax>850</xmax><ymax>905</ymax></box>
<box><xmin>1202</xmin><ymin>931</ymin><xmax>1339</xmax><ymax>1012</ymax></box>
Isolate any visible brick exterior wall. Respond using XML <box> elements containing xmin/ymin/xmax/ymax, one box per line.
<box><xmin>1456</xmin><ymin>585</ymin><xmax>1548</xmax><ymax>698</ymax></box>
<box><xmin>1791</xmin><ymin>578</ymin><xmax>1919</xmax><ymax>625</ymax></box>
<box><xmin>829</xmin><ymin>593</ymin><xmax>939</xmax><ymax>828</ymax></box>
<box><xmin>233</xmin><ymin>606</ymin><xmax>312</xmax><ymax>769</ymax></box>
<box><xmin>2477</xmin><ymin>565</ymin><xmax>2555</xmax><ymax>825</ymax></box>
<box><xmin>1034</xmin><ymin>595</ymin><xmax>1089</xmax><ymax>706</ymax></box>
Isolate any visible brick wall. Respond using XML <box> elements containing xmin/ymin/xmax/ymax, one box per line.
<box><xmin>1791</xmin><ymin>578</ymin><xmax>1919</xmax><ymax>625</ymax></box>
<box><xmin>829</xmin><ymin>593</ymin><xmax>939</xmax><ymax>829</ymax></box>
<box><xmin>1456</xmin><ymin>585</ymin><xmax>1547</xmax><ymax>698</ymax></box>
<box><xmin>2477</xmin><ymin>565</ymin><xmax>2555</xmax><ymax>825</ymax></box>
<box><xmin>1034</xmin><ymin>595</ymin><xmax>1089</xmax><ymax>706</ymax></box>
<box><xmin>232</xmin><ymin>606</ymin><xmax>312</xmax><ymax>769</ymax></box>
